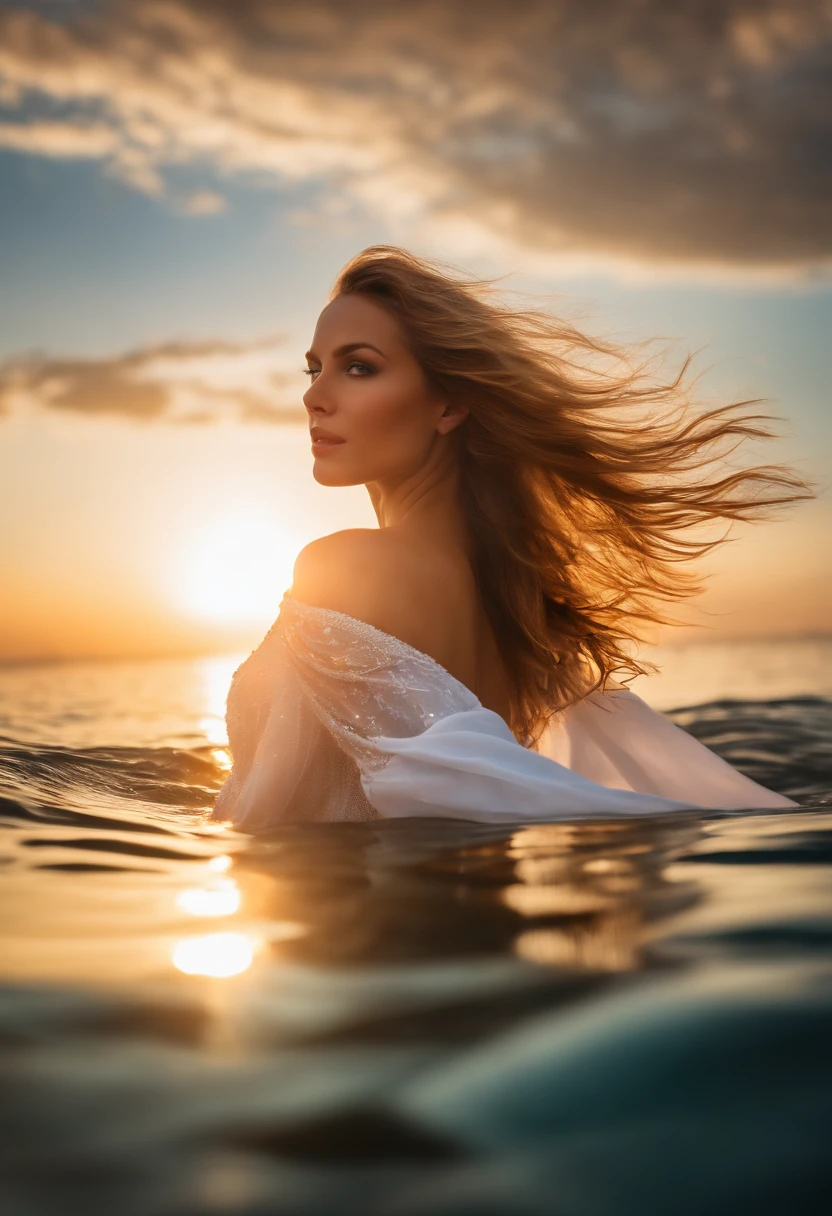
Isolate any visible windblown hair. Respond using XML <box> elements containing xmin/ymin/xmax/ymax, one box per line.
<box><xmin>331</xmin><ymin>245</ymin><xmax>811</xmax><ymax>746</ymax></box>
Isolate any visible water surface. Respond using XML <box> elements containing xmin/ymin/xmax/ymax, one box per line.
<box><xmin>1</xmin><ymin>641</ymin><xmax>831</xmax><ymax>1215</ymax></box>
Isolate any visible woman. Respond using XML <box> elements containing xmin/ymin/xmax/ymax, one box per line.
<box><xmin>213</xmin><ymin>246</ymin><xmax>807</xmax><ymax>830</ymax></box>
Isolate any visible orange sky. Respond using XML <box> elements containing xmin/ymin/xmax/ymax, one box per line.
<box><xmin>0</xmin><ymin>403</ymin><xmax>827</xmax><ymax>663</ymax></box>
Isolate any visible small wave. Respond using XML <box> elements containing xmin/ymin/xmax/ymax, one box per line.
<box><xmin>0</xmin><ymin>738</ymin><xmax>226</xmax><ymax>831</ymax></box>
<box><xmin>667</xmin><ymin>696</ymin><xmax>832</xmax><ymax>804</ymax></box>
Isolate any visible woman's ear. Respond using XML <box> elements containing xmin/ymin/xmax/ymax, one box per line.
<box><xmin>436</xmin><ymin>400</ymin><xmax>469</xmax><ymax>435</ymax></box>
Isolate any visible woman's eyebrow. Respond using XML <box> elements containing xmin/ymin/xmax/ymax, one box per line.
<box><xmin>305</xmin><ymin>342</ymin><xmax>387</xmax><ymax>361</ymax></box>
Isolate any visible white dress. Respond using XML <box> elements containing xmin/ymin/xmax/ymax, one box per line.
<box><xmin>211</xmin><ymin>593</ymin><xmax>796</xmax><ymax>831</ymax></box>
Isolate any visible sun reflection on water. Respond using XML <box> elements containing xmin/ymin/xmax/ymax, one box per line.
<box><xmin>172</xmin><ymin>932</ymin><xmax>257</xmax><ymax>978</ymax></box>
<box><xmin>176</xmin><ymin>878</ymin><xmax>241</xmax><ymax>917</ymax></box>
<box><xmin>210</xmin><ymin>747</ymin><xmax>232</xmax><ymax>772</ymax></box>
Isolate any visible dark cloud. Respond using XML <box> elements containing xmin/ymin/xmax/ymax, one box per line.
<box><xmin>0</xmin><ymin>0</ymin><xmax>829</xmax><ymax>278</ymax></box>
<box><xmin>0</xmin><ymin>333</ymin><xmax>305</xmax><ymax>423</ymax></box>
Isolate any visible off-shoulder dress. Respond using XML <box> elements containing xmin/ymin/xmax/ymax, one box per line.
<box><xmin>211</xmin><ymin>593</ymin><xmax>796</xmax><ymax>831</ymax></box>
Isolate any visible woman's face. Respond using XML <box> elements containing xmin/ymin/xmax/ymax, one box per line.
<box><xmin>303</xmin><ymin>293</ymin><xmax>465</xmax><ymax>487</ymax></box>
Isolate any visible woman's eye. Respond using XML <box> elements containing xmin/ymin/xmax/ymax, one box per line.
<box><xmin>303</xmin><ymin>361</ymin><xmax>373</xmax><ymax>379</ymax></box>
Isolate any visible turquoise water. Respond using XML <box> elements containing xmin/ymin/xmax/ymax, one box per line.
<box><xmin>1</xmin><ymin>641</ymin><xmax>830</xmax><ymax>1215</ymax></box>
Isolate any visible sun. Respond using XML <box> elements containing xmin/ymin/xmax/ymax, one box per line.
<box><xmin>179</xmin><ymin>509</ymin><xmax>297</xmax><ymax>627</ymax></box>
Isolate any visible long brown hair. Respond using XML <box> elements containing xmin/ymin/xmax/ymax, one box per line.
<box><xmin>331</xmin><ymin>245</ymin><xmax>811</xmax><ymax>746</ymax></box>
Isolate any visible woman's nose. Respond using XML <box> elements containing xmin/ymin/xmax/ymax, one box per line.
<box><xmin>303</xmin><ymin>380</ymin><xmax>329</xmax><ymax>413</ymax></box>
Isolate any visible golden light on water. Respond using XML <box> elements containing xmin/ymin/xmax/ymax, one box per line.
<box><xmin>199</xmin><ymin>656</ymin><xmax>242</xmax><ymax>745</ymax></box>
<box><xmin>172</xmin><ymin>932</ymin><xmax>257</xmax><ymax>978</ymax></box>
<box><xmin>172</xmin><ymin>855</ymin><xmax>256</xmax><ymax>976</ymax></box>
<box><xmin>501</xmin><ymin>883</ymin><xmax>615</xmax><ymax>916</ymax></box>
<box><xmin>176</xmin><ymin>855</ymin><xmax>240</xmax><ymax>917</ymax></box>
<box><xmin>179</xmin><ymin>509</ymin><xmax>296</xmax><ymax>627</ymax></box>
<box><xmin>514</xmin><ymin>921</ymin><xmax>638</xmax><ymax>972</ymax></box>
<box><xmin>176</xmin><ymin>877</ymin><xmax>241</xmax><ymax>917</ymax></box>
<box><xmin>210</xmin><ymin>747</ymin><xmax>232</xmax><ymax>772</ymax></box>
<box><xmin>170</xmin><ymin>849</ymin><xmax>308</xmax><ymax>980</ymax></box>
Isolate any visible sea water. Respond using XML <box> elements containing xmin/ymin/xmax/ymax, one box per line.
<box><xmin>1</xmin><ymin>638</ymin><xmax>830</xmax><ymax>1215</ymax></box>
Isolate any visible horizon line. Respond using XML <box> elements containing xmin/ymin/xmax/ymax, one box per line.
<box><xmin>2</xmin><ymin>630</ymin><xmax>832</xmax><ymax>669</ymax></box>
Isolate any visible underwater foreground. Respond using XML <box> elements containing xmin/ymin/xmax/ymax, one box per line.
<box><xmin>0</xmin><ymin>650</ymin><xmax>831</xmax><ymax>1215</ymax></box>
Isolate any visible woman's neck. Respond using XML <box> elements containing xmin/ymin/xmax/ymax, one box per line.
<box><xmin>366</xmin><ymin>443</ymin><xmax>471</xmax><ymax>554</ymax></box>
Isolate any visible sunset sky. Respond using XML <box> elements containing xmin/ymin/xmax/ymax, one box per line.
<box><xmin>0</xmin><ymin>0</ymin><xmax>829</xmax><ymax>661</ymax></box>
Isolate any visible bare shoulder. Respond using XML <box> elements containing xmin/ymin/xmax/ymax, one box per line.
<box><xmin>291</xmin><ymin>528</ymin><xmax>384</xmax><ymax>606</ymax></box>
<box><xmin>290</xmin><ymin>528</ymin><xmax>425</xmax><ymax>645</ymax></box>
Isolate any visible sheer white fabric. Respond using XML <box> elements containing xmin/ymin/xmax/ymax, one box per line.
<box><xmin>211</xmin><ymin>593</ymin><xmax>796</xmax><ymax>831</ymax></box>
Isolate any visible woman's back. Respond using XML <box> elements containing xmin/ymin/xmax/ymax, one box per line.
<box><xmin>290</xmin><ymin>526</ymin><xmax>516</xmax><ymax>729</ymax></box>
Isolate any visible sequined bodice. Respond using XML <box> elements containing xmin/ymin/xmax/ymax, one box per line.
<box><xmin>213</xmin><ymin>593</ymin><xmax>481</xmax><ymax>827</ymax></box>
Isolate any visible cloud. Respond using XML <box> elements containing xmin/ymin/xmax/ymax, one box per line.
<box><xmin>177</xmin><ymin>188</ymin><xmax>226</xmax><ymax>215</ymax></box>
<box><xmin>0</xmin><ymin>118</ymin><xmax>118</xmax><ymax>157</ymax></box>
<box><xmin>0</xmin><ymin>332</ymin><xmax>306</xmax><ymax>423</ymax></box>
<box><xmin>0</xmin><ymin>0</ymin><xmax>829</xmax><ymax>278</ymax></box>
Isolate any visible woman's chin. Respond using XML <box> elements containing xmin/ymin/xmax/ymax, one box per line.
<box><xmin>312</xmin><ymin>461</ymin><xmax>358</xmax><ymax>487</ymax></box>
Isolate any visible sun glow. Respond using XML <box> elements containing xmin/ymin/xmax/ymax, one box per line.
<box><xmin>179</xmin><ymin>509</ymin><xmax>297</xmax><ymax>626</ymax></box>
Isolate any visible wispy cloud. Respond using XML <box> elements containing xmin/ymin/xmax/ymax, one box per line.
<box><xmin>0</xmin><ymin>0</ymin><xmax>829</xmax><ymax>278</ymax></box>
<box><xmin>0</xmin><ymin>117</ymin><xmax>118</xmax><ymax>157</ymax></box>
<box><xmin>0</xmin><ymin>333</ymin><xmax>305</xmax><ymax>423</ymax></box>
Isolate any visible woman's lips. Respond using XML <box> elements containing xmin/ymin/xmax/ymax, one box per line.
<box><xmin>311</xmin><ymin>436</ymin><xmax>345</xmax><ymax>452</ymax></box>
